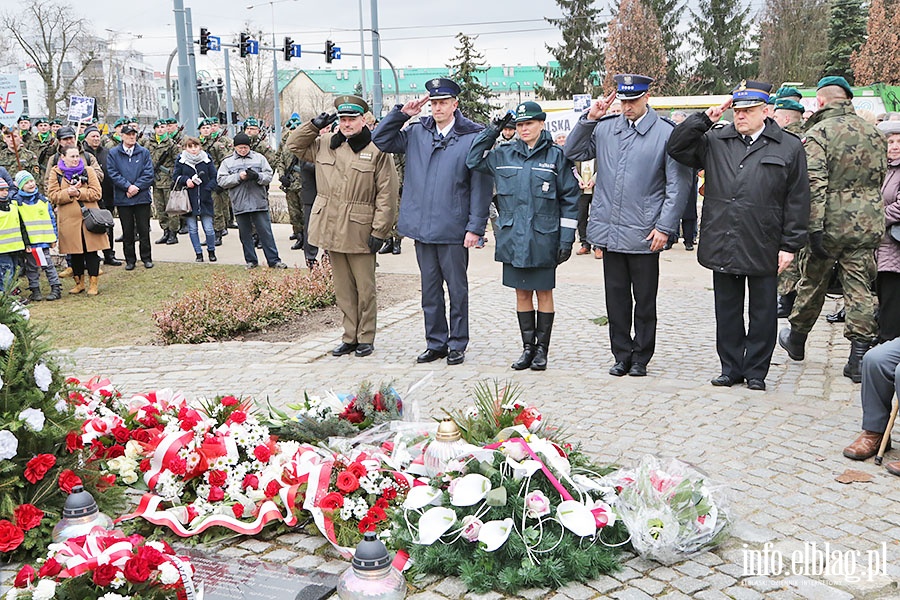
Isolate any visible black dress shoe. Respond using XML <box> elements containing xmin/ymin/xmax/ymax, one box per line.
<box><xmin>447</xmin><ymin>349</ymin><xmax>465</xmax><ymax>365</ymax></box>
<box><xmin>125</xmin><ymin>262</ymin><xmax>136</xmax><ymax>271</ymax></box>
<box><xmin>684</xmin><ymin>241</ymin><xmax>694</xmax><ymax>251</ymax></box>
<box><xmin>628</xmin><ymin>363</ymin><xmax>647</xmax><ymax>377</ymax></box>
<box><xmin>392</xmin><ymin>239</ymin><xmax>401</xmax><ymax>255</ymax></box>
<box><xmin>377</xmin><ymin>239</ymin><xmax>394</xmax><ymax>254</ymax></box>
<box><xmin>826</xmin><ymin>307</ymin><xmax>846</xmax><ymax>323</ymax></box>
<box><xmin>416</xmin><ymin>348</ymin><xmax>448</xmax><ymax>363</ymax></box>
<box><xmin>355</xmin><ymin>343</ymin><xmax>374</xmax><ymax>357</ymax></box>
<box><xmin>289</xmin><ymin>233</ymin><xmax>298</xmax><ymax>241</ymax></box>
<box><xmin>332</xmin><ymin>342</ymin><xmax>358</xmax><ymax>356</ymax></box>
<box><xmin>143</xmin><ymin>261</ymin><xmax>154</xmax><ymax>269</ymax></box>
<box><xmin>115</xmin><ymin>235</ymin><xmax>123</xmax><ymax>243</ymax></box>
<box><xmin>747</xmin><ymin>378</ymin><xmax>766</xmax><ymax>391</ymax></box>
<box><xmin>609</xmin><ymin>361</ymin><xmax>631</xmax><ymax>377</ymax></box>
<box><xmin>105</xmin><ymin>256</ymin><xmax>123</xmax><ymax>266</ymax></box>
<box><xmin>710</xmin><ymin>374</ymin><xmax>744</xmax><ymax>387</ymax></box>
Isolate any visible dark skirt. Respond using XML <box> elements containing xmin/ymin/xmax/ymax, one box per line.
<box><xmin>502</xmin><ymin>263</ymin><xmax>556</xmax><ymax>290</ymax></box>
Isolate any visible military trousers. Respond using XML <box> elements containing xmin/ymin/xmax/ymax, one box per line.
<box><xmin>330</xmin><ymin>251</ymin><xmax>377</xmax><ymax>345</ymax></box>
<box><xmin>152</xmin><ymin>187</ymin><xmax>179</xmax><ymax>232</ymax></box>
<box><xmin>285</xmin><ymin>190</ymin><xmax>304</xmax><ymax>236</ymax></box>
<box><xmin>213</xmin><ymin>190</ymin><xmax>231</xmax><ymax>232</ymax></box>
<box><xmin>777</xmin><ymin>247</ymin><xmax>806</xmax><ymax>297</ymax></box>
<box><xmin>789</xmin><ymin>245</ymin><xmax>878</xmax><ymax>342</ymax></box>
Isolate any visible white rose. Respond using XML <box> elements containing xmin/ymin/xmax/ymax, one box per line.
<box><xmin>120</xmin><ymin>470</ymin><xmax>139</xmax><ymax>485</ymax></box>
<box><xmin>158</xmin><ymin>561</ymin><xmax>181</xmax><ymax>585</ymax></box>
<box><xmin>0</xmin><ymin>323</ymin><xmax>11</xmax><ymax>351</ymax></box>
<box><xmin>19</xmin><ymin>408</ymin><xmax>46</xmax><ymax>432</ymax></box>
<box><xmin>33</xmin><ymin>363</ymin><xmax>53</xmax><ymax>392</ymax></box>
<box><xmin>124</xmin><ymin>440</ymin><xmax>143</xmax><ymax>459</ymax></box>
<box><xmin>32</xmin><ymin>578</ymin><xmax>56</xmax><ymax>600</ymax></box>
<box><xmin>0</xmin><ymin>430</ymin><xmax>18</xmax><ymax>461</ymax></box>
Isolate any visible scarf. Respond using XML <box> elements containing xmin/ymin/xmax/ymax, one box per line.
<box><xmin>179</xmin><ymin>149</ymin><xmax>210</xmax><ymax>168</ymax></box>
<box><xmin>329</xmin><ymin>125</ymin><xmax>372</xmax><ymax>153</ymax></box>
<box><xmin>57</xmin><ymin>158</ymin><xmax>85</xmax><ymax>181</ymax></box>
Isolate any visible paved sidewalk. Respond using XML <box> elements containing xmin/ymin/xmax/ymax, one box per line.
<box><xmin>14</xmin><ymin>241</ymin><xmax>900</xmax><ymax>599</ymax></box>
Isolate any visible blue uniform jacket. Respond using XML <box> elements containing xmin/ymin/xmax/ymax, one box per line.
<box><xmin>105</xmin><ymin>143</ymin><xmax>155</xmax><ymax>206</ymax></box>
<box><xmin>372</xmin><ymin>106</ymin><xmax>492</xmax><ymax>244</ymax></box>
<box><xmin>467</xmin><ymin>128</ymin><xmax>580</xmax><ymax>268</ymax></box>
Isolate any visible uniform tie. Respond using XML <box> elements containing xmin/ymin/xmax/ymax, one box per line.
<box><xmin>743</xmin><ymin>134</ymin><xmax>753</xmax><ymax>146</ymax></box>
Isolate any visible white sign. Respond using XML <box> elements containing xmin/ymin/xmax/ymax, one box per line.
<box><xmin>573</xmin><ymin>94</ymin><xmax>592</xmax><ymax>112</ymax></box>
<box><xmin>0</xmin><ymin>73</ymin><xmax>24</xmax><ymax>129</ymax></box>
<box><xmin>67</xmin><ymin>95</ymin><xmax>95</xmax><ymax>123</ymax></box>
<box><xmin>545</xmin><ymin>110</ymin><xmax>582</xmax><ymax>137</ymax></box>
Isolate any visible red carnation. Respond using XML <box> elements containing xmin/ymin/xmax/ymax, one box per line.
<box><xmin>180</xmin><ymin>415</ymin><xmax>199</xmax><ymax>431</ymax></box>
<box><xmin>136</xmin><ymin>545</ymin><xmax>166</xmax><ymax>568</ymax></box>
<box><xmin>37</xmin><ymin>557</ymin><xmax>62</xmax><ymax>578</ymax></box>
<box><xmin>14</xmin><ymin>565</ymin><xmax>35</xmax><ymax>588</ymax></box>
<box><xmin>99</xmin><ymin>389</ymin><xmax>113</xmax><ymax>398</ymax></box>
<box><xmin>264</xmin><ymin>480</ymin><xmax>280</xmax><ymax>499</ymax></box>
<box><xmin>65</xmin><ymin>376</ymin><xmax>81</xmax><ymax>385</ymax></box>
<box><xmin>186</xmin><ymin>504</ymin><xmax>199</xmax><ymax>522</ymax></box>
<box><xmin>24</xmin><ymin>454</ymin><xmax>56</xmax><ymax>484</ymax></box>
<box><xmin>207</xmin><ymin>486</ymin><xmax>225</xmax><ymax>502</ymax></box>
<box><xmin>166</xmin><ymin>456</ymin><xmax>187</xmax><ymax>476</ymax></box>
<box><xmin>336</xmin><ymin>471</ymin><xmax>360</xmax><ymax>493</ymax></box>
<box><xmin>92</xmin><ymin>563</ymin><xmax>119</xmax><ymax>587</ymax></box>
<box><xmin>221</xmin><ymin>395</ymin><xmax>239</xmax><ymax>406</ymax></box>
<box><xmin>139</xmin><ymin>459</ymin><xmax>151</xmax><ymax>472</ymax></box>
<box><xmin>253</xmin><ymin>445</ymin><xmax>271</xmax><ymax>463</ymax></box>
<box><xmin>123</xmin><ymin>557</ymin><xmax>151</xmax><ymax>583</ymax></box>
<box><xmin>339</xmin><ymin>405</ymin><xmax>366</xmax><ymax>424</ymax></box>
<box><xmin>208</xmin><ymin>470</ymin><xmax>228</xmax><ymax>486</ymax></box>
<box><xmin>112</xmin><ymin>426</ymin><xmax>131</xmax><ymax>444</ymax></box>
<box><xmin>242</xmin><ymin>474</ymin><xmax>260</xmax><ymax>490</ymax></box>
<box><xmin>229</xmin><ymin>410</ymin><xmax>247</xmax><ymax>424</ymax></box>
<box><xmin>0</xmin><ymin>520</ymin><xmax>24</xmax><ymax>553</ymax></box>
<box><xmin>358</xmin><ymin>515</ymin><xmax>377</xmax><ymax>534</ymax></box>
<box><xmin>347</xmin><ymin>462</ymin><xmax>367</xmax><ymax>479</ymax></box>
<box><xmin>58</xmin><ymin>469</ymin><xmax>82</xmax><ymax>493</ymax></box>
<box><xmin>13</xmin><ymin>504</ymin><xmax>44</xmax><ymax>531</ymax></box>
<box><xmin>65</xmin><ymin>431</ymin><xmax>84</xmax><ymax>453</ymax></box>
<box><xmin>382</xmin><ymin>486</ymin><xmax>398</xmax><ymax>501</ymax></box>
<box><xmin>68</xmin><ymin>390</ymin><xmax>84</xmax><ymax>404</ymax></box>
<box><xmin>232</xmin><ymin>503</ymin><xmax>244</xmax><ymax>518</ymax></box>
<box><xmin>106</xmin><ymin>444</ymin><xmax>126</xmax><ymax>459</ymax></box>
<box><xmin>320</xmin><ymin>492</ymin><xmax>345</xmax><ymax>511</ymax></box>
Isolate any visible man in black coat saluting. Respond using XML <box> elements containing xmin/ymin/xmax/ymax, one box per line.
<box><xmin>666</xmin><ymin>81</ymin><xmax>810</xmax><ymax>391</ymax></box>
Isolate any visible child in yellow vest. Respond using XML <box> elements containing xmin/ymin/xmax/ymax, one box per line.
<box><xmin>14</xmin><ymin>171</ymin><xmax>61</xmax><ymax>301</ymax></box>
<box><xmin>0</xmin><ymin>178</ymin><xmax>25</xmax><ymax>292</ymax></box>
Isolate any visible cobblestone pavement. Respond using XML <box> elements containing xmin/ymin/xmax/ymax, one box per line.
<box><xmin>7</xmin><ymin>244</ymin><xmax>900</xmax><ymax>600</ymax></box>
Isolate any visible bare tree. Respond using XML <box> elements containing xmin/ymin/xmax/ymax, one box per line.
<box><xmin>231</xmin><ymin>26</ymin><xmax>274</xmax><ymax>124</ymax></box>
<box><xmin>2</xmin><ymin>0</ymin><xmax>97</xmax><ymax>118</ymax></box>
<box><xmin>604</xmin><ymin>0</ymin><xmax>668</xmax><ymax>91</ymax></box>
<box><xmin>282</xmin><ymin>85</ymin><xmax>333</xmax><ymax>120</ymax></box>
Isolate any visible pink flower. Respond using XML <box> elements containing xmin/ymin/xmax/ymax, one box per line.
<box><xmin>649</xmin><ymin>470</ymin><xmax>681</xmax><ymax>495</ymax></box>
<box><xmin>524</xmin><ymin>490</ymin><xmax>551</xmax><ymax>519</ymax></box>
<box><xmin>460</xmin><ymin>515</ymin><xmax>483</xmax><ymax>542</ymax></box>
<box><xmin>253</xmin><ymin>445</ymin><xmax>271</xmax><ymax>463</ymax></box>
<box><xmin>589</xmin><ymin>500</ymin><xmax>616</xmax><ymax>529</ymax></box>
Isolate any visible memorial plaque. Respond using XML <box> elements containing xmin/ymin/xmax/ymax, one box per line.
<box><xmin>181</xmin><ymin>548</ymin><xmax>338</xmax><ymax>600</ymax></box>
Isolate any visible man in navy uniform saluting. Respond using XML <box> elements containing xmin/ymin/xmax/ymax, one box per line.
<box><xmin>373</xmin><ymin>78</ymin><xmax>493</xmax><ymax>366</ymax></box>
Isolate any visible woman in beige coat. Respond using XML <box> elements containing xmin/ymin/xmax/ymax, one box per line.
<box><xmin>47</xmin><ymin>146</ymin><xmax>109</xmax><ymax>295</ymax></box>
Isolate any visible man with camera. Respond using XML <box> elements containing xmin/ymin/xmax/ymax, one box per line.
<box><xmin>216</xmin><ymin>132</ymin><xmax>286</xmax><ymax>269</ymax></box>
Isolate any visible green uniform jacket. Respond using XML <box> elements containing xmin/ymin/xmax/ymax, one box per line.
<box><xmin>804</xmin><ymin>99</ymin><xmax>887</xmax><ymax>247</ymax></box>
<box><xmin>147</xmin><ymin>135</ymin><xmax>181</xmax><ymax>188</ymax></box>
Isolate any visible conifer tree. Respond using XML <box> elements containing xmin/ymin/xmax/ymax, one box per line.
<box><xmin>823</xmin><ymin>0</ymin><xmax>867</xmax><ymax>82</ymax></box>
<box><xmin>690</xmin><ymin>0</ymin><xmax>756</xmax><ymax>93</ymax></box>
<box><xmin>604</xmin><ymin>0</ymin><xmax>668</xmax><ymax>90</ymax></box>
<box><xmin>538</xmin><ymin>0</ymin><xmax>605</xmax><ymax>99</ymax></box>
<box><xmin>446</xmin><ymin>33</ymin><xmax>494</xmax><ymax>124</ymax></box>
<box><xmin>758</xmin><ymin>0</ymin><xmax>828</xmax><ymax>86</ymax></box>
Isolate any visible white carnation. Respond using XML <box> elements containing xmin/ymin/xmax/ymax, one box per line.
<box><xmin>54</xmin><ymin>395</ymin><xmax>67</xmax><ymax>413</ymax></box>
<box><xmin>32</xmin><ymin>578</ymin><xmax>56</xmax><ymax>600</ymax></box>
<box><xmin>0</xmin><ymin>430</ymin><xmax>18</xmax><ymax>461</ymax></box>
<box><xmin>99</xmin><ymin>593</ymin><xmax>132</xmax><ymax>600</ymax></box>
<box><xmin>158</xmin><ymin>561</ymin><xmax>181</xmax><ymax>585</ymax></box>
<box><xmin>33</xmin><ymin>363</ymin><xmax>53</xmax><ymax>392</ymax></box>
<box><xmin>19</xmin><ymin>408</ymin><xmax>46</xmax><ymax>432</ymax></box>
<box><xmin>0</xmin><ymin>323</ymin><xmax>14</xmax><ymax>350</ymax></box>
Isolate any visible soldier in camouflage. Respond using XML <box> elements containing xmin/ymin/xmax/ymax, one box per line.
<box><xmin>773</xmin><ymin>98</ymin><xmax>808</xmax><ymax>317</ymax></box>
<box><xmin>200</xmin><ymin>118</ymin><xmax>233</xmax><ymax>245</ymax></box>
<box><xmin>104</xmin><ymin>118</ymin><xmax>127</xmax><ymax>150</ymax></box>
<box><xmin>779</xmin><ymin>77</ymin><xmax>887</xmax><ymax>383</ymax></box>
<box><xmin>0</xmin><ymin>129</ymin><xmax>41</xmax><ymax>192</ymax></box>
<box><xmin>29</xmin><ymin>118</ymin><xmax>57</xmax><ymax>191</ymax></box>
<box><xmin>17</xmin><ymin>115</ymin><xmax>32</xmax><ymax>146</ymax></box>
<box><xmin>277</xmin><ymin>116</ymin><xmax>306</xmax><ymax>249</ymax></box>
<box><xmin>146</xmin><ymin>119</ymin><xmax>182</xmax><ymax>244</ymax></box>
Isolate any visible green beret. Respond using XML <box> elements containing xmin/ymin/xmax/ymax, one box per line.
<box><xmin>166</xmin><ymin>118</ymin><xmax>177</xmax><ymax>125</ymax></box>
<box><xmin>35</xmin><ymin>118</ymin><xmax>49</xmax><ymax>125</ymax></box>
<box><xmin>817</xmin><ymin>76</ymin><xmax>853</xmax><ymax>99</ymax></box>
<box><xmin>774</xmin><ymin>98</ymin><xmax>805</xmax><ymax>113</ymax></box>
<box><xmin>199</xmin><ymin>118</ymin><xmax>213</xmax><ymax>127</ymax></box>
<box><xmin>113</xmin><ymin>118</ymin><xmax>126</xmax><ymax>128</ymax></box>
<box><xmin>775</xmin><ymin>86</ymin><xmax>802</xmax><ymax>100</ymax></box>
<box><xmin>153</xmin><ymin>119</ymin><xmax>167</xmax><ymax>128</ymax></box>
<box><xmin>243</xmin><ymin>117</ymin><xmax>260</xmax><ymax>128</ymax></box>
<box><xmin>18</xmin><ymin>115</ymin><xmax>30</xmax><ymax>123</ymax></box>
<box><xmin>51</xmin><ymin>118</ymin><xmax>63</xmax><ymax>125</ymax></box>
<box><xmin>209</xmin><ymin>116</ymin><xmax>219</xmax><ymax>124</ymax></box>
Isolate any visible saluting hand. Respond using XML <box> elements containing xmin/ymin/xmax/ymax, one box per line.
<box><xmin>401</xmin><ymin>95</ymin><xmax>430</xmax><ymax>118</ymax></box>
<box><xmin>587</xmin><ymin>92</ymin><xmax>617</xmax><ymax>121</ymax></box>
<box><xmin>705</xmin><ymin>98</ymin><xmax>732</xmax><ymax>122</ymax></box>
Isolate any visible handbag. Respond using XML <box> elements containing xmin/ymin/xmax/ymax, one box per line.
<box><xmin>77</xmin><ymin>201</ymin><xmax>114</xmax><ymax>234</ymax></box>
<box><xmin>891</xmin><ymin>223</ymin><xmax>900</xmax><ymax>244</ymax></box>
<box><xmin>166</xmin><ymin>187</ymin><xmax>192</xmax><ymax>216</ymax></box>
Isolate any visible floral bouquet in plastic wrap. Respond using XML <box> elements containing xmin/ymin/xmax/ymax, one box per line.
<box><xmin>601</xmin><ymin>455</ymin><xmax>731</xmax><ymax>565</ymax></box>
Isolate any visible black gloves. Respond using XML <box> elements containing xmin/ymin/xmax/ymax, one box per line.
<box><xmin>557</xmin><ymin>246</ymin><xmax>572</xmax><ymax>265</ymax></box>
<box><xmin>809</xmin><ymin>230</ymin><xmax>830</xmax><ymax>259</ymax></box>
<box><xmin>214</xmin><ymin>185</ymin><xmax>225</xmax><ymax>194</ymax></box>
<box><xmin>244</xmin><ymin>168</ymin><xmax>259</xmax><ymax>182</ymax></box>
<box><xmin>368</xmin><ymin>235</ymin><xmax>385</xmax><ymax>254</ymax></box>
<box><xmin>491</xmin><ymin>111</ymin><xmax>515</xmax><ymax>132</ymax></box>
<box><xmin>311</xmin><ymin>112</ymin><xmax>338</xmax><ymax>130</ymax></box>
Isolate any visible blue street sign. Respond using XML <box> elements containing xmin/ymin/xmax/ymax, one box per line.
<box><xmin>208</xmin><ymin>36</ymin><xmax>221</xmax><ymax>52</ymax></box>
<box><xmin>332</xmin><ymin>46</ymin><xmax>341</xmax><ymax>60</ymax></box>
<box><xmin>291</xmin><ymin>44</ymin><xmax>301</xmax><ymax>58</ymax></box>
<box><xmin>247</xmin><ymin>40</ymin><xmax>259</xmax><ymax>55</ymax></box>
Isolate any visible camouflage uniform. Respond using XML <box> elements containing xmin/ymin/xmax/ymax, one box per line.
<box><xmin>202</xmin><ymin>131</ymin><xmax>233</xmax><ymax>232</ymax></box>
<box><xmin>29</xmin><ymin>133</ymin><xmax>57</xmax><ymax>193</ymax></box>
<box><xmin>277</xmin><ymin>130</ymin><xmax>305</xmax><ymax>237</ymax></box>
<box><xmin>0</xmin><ymin>144</ymin><xmax>41</xmax><ymax>192</ymax></box>
<box><xmin>789</xmin><ymin>99</ymin><xmax>886</xmax><ymax>342</ymax></box>
<box><xmin>776</xmin><ymin>120</ymin><xmax>808</xmax><ymax>297</ymax></box>
<box><xmin>103</xmin><ymin>134</ymin><xmax>123</xmax><ymax>151</ymax></box>
<box><xmin>147</xmin><ymin>133</ymin><xmax>182</xmax><ymax>233</ymax></box>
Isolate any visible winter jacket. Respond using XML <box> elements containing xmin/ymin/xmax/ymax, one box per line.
<box><xmin>286</xmin><ymin>122</ymin><xmax>398</xmax><ymax>254</ymax></box>
<box><xmin>173</xmin><ymin>153</ymin><xmax>218</xmax><ymax>218</ymax></box>
<box><xmin>299</xmin><ymin>160</ymin><xmax>317</xmax><ymax>206</ymax></box>
<box><xmin>878</xmin><ymin>159</ymin><xmax>900</xmax><ymax>274</ymax></box>
<box><xmin>105</xmin><ymin>143</ymin><xmax>155</xmax><ymax>207</ymax></box>
<box><xmin>467</xmin><ymin>128</ymin><xmax>580</xmax><ymax>268</ymax></box>
<box><xmin>0</xmin><ymin>167</ymin><xmax>17</xmax><ymax>200</ymax></box>
<box><xmin>565</xmin><ymin>108</ymin><xmax>693</xmax><ymax>253</ymax></box>
<box><xmin>667</xmin><ymin>113</ymin><xmax>810</xmax><ymax>277</ymax></box>
<box><xmin>82</xmin><ymin>142</ymin><xmax>114</xmax><ymax>207</ymax></box>
<box><xmin>216</xmin><ymin>150</ymin><xmax>273</xmax><ymax>215</ymax></box>
<box><xmin>372</xmin><ymin>106</ymin><xmax>492</xmax><ymax>244</ymax></box>
<box><xmin>46</xmin><ymin>163</ymin><xmax>109</xmax><ymax>255</ymax></box>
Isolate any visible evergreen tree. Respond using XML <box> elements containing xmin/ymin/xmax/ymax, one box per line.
<box><xmin>690</xmin><ymin>0</ymin><xmax>756</xmax><ymax>93</ymax></box>
<box><xmin>643</xmin><ymin>0</ymin><xmax>687</xmax><ymax>91</ymax></box>
<box><xmin>538</xmin><ymin>0</ymin><xmax>605</xmax><ymax>99</ymax></box>
<box><xmin>850</xmin><ymin>0</ymin><xmax>900</xmax><ymax>84</ymax></box>
<box><xmin>446</xmin><ymin>33</ymin><xmax>494</xmax><ymax>124</ymax></box>
<box><xmin>758</xmin><ymin>0</ymin><xmax>828</xmax><ymax>86</ymax></box>
<box><xmin>604</xmin><ymin>0</ymin><xmax>668</xmax><ymax>90</ymax></box>
<box><xmin>823</xmin><ymin>0</ymin><xmax>867</xmax><ymax>82</ymax></box>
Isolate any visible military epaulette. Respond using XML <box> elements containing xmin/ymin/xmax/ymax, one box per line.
<box><xmin>711</xmin><ymin>122</ymin><xmax>728</xmax><ymax>129</ymax></box>
<box><xmin>596</xmin><ymin>113</ymin><xmax>619</xmax><ymax>123</ymax></box>
<box><xmin>658</xmin><ymin>116</ymin><xmax>677</xmax><ymax>127</ymax></box>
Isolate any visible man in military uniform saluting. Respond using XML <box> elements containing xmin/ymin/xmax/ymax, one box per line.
<box><xmin>779</xmin><ymin>76</ymin><xmax>887</xmax><ymax>383</ymax></box>
<box><xmin>287</xmin><ymin>95</ymin><xmax>398</xmax><ymax>357</ymax></box>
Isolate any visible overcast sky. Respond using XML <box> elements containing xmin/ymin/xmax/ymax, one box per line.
<box><xmin>85</xmin><ymin>0</ymin><xmax>601</xmax><ymax>74</ymax></box>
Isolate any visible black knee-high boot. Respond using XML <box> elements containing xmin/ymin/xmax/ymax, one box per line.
<box><xmin>511</xmin><ymin>310</ymin><xmax>536</xmax><ymax>370</ymax></box>
<box><xmin>530</xmin><ymin>312</ymin><xmax>555</xmax><ymax>371</ymax></box>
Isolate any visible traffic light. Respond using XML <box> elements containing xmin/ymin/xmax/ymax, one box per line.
<box><xmin>239</xmin><ymin>32</ymin><xmax>250</xmax><ymax>58</ymax></box>
<box><xmin>283</xmin><ymin>36</ymin><xmax>293</xmax><ymax>61</ymax></box>
<box><xmin>325</xmin><ymin>39</ymin><xmax>334</xmax><ymax>63</ymax></box>
<box><xmin>199</xmin><ymin>27</ymin><xmax>210</xmax><ymax>55</ymax></box>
